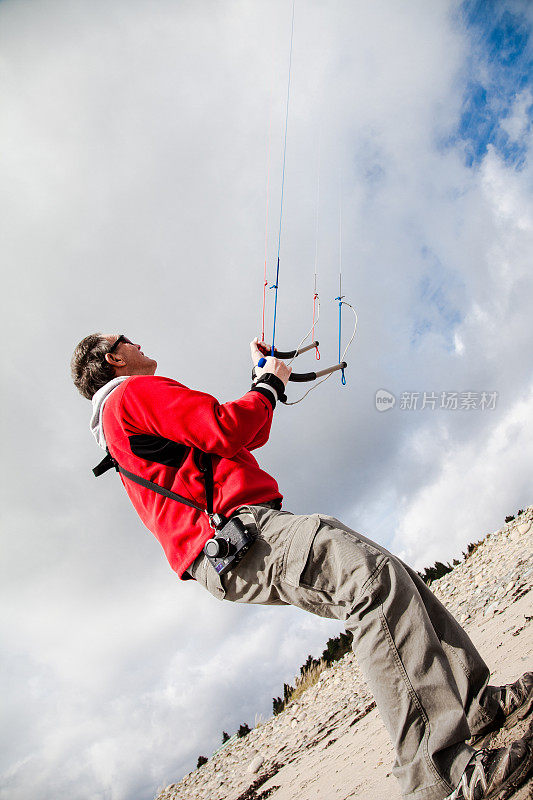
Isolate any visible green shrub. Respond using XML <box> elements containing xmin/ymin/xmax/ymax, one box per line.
<box><xmin>463</xmin><ymin>539</ymin><xmax>483</xmax><ymax>560</ymax></box>
<box><xmin>417</xmin><ymin>560</ymin><xmax>453</xmax><ymax>585</ymax></box>
<box><xmin>272</xmin><ymin>682</ymin><xmax>294</xmax><ymax>715</ymax></box>
<box><xmin>272</xmin><ymin>632</ymin><xmax>354</xmax><ymax>715</ymax></box>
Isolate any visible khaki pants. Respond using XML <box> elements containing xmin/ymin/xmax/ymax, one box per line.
<box><xmin>189</xmin><ymin>505</ymin><xmax>500</xmax><ymax>800</ymax></box>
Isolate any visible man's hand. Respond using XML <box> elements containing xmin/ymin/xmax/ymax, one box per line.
<box><xmin>250</xmin><ymin>338</ymin><xmax>292</xmax><ymax>387</ymax></box>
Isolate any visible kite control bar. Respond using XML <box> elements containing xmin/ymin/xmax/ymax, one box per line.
<box><xmin>287</xmin><ymin>361</ymin><xmax>347</xmax><ymax>383</ymax></box>
<box><xmin>257</xmin><ymin>340</ymin><xmax>347</xmax><ymax>384</ymax></box>
<box><xmin>267</xmin><ymin>340</ymin><xmax>318</xmax><ymax>360</ymax></box>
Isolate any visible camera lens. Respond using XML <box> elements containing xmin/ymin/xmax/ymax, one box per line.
<box><xmin>204</xmin><ymin>537</ymin><xmax>230</xmax><ymax>558</ymax></box>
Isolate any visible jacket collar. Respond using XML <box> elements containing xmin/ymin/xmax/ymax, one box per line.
<box><xmin>90</xmin><ymin>376</ymin><xmax>129</xmax><ymax>450</ymax></box>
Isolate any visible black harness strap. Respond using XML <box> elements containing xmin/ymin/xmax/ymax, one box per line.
<box><xmin>196</xmin><ymin>452</ymin><xmax>214</xmax><ymax>518</ymax></box>
<box><xmin>93</xmin><ymin>450</ymin><xmax>211</xmax><ymax>515</ymax></box>
<box><xmin>93</xmin><ymin>453</ymin><xmax>116</xmax><ymax>477</ymax></box>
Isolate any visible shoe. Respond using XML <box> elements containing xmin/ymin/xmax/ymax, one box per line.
<box><xmin>469</xmin><ymin>672</ymin><xmax>533</xmax><ymax>749</ymax></box>
<box><xmin>445</xmin><ymin>738</ymin><xmax>533</xmax><ymax>799</ymax></box>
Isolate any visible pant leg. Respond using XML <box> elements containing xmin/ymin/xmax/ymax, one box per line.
<box><xmin>399</xmin><ymin>561</ymin><xmax>501</xmax><ymax>734</ymax></box>
<box><xmin>189</xmin><ymin>506</ymin><xmax>483</xmax><ymax>800</ymax></box>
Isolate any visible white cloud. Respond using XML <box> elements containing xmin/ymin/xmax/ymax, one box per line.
<box><xmin>500</xmin><ymin>88</ymin><xmax>532</xmax><ymax>143</ymax></box>
<box><xmin>1</xmin><ymin>1</ymin><xmax>532</xmax><ymax>798</ymax></box>
<box><xmin>392</xmin><ymin>383</ymin><xmax>533</xmax><ymax>569</ymax></box>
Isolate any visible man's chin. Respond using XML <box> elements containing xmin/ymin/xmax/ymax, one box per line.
<box><xmin>136</xmin><ymin>359</ymin><xmax>157</xmax><ymax>376</ymax></box>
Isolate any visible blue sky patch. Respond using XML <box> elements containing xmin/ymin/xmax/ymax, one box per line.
<box><xmin>411</xmin><ymin>248</ymin><xmax>464</xmax><ymax>349</ymax></box>
<box><xmin>452</xmin><ymin>0</ymin><xmax>532</xmax><ymax>168</ymax></box>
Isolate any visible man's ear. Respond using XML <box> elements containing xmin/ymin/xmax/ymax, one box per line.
<box><xmin>105</xmin><ymin>352</ymin><xmax>126</xmax><ymax>368</ymax></box>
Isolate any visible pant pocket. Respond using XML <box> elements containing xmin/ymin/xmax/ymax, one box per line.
<box><xmin>281</xmin><ymin>514</ymin><xmax>321</xmax><ymax>588</ymax></box>
<box><xmin>282</xmin><ymin>514</ymin><xmax>388</xmax><ymax>610</ymax></box>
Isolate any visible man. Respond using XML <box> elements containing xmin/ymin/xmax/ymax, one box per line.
<box><xmin>71</xmin><ymin>332</ymin><xmax>533</xmax><ymax>800</ymax></box>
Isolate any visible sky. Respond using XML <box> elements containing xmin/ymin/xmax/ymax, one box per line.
<box><xmin>1</xmin><ymin>0</ymin><xmax>532</xmax><ymax>798</ymax></box>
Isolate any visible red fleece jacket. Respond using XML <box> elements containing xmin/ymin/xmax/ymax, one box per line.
<box><xmin>102</xmin><ymin>375</ymin><xmax>282</xmax><ymax>577</ymax></box>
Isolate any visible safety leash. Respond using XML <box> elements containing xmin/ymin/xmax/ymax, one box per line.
<box><xmin>256</xmin><ymin>1</ymin><xmax>357</xmax><ymax>401</ymax></box>
<box><xmin>93</xmin><ymin>450</ymin><xmax>224</xmax><ymax>529</ymax></box>
<box><xmin>312</xmin><ymin>127</ymin><xmax>321</xmax><ymax>361</ymax></box>
<box><xmin>270</xmin><ymin>0</ymin><xmax>296</xmax><ymax>357</ymax></box>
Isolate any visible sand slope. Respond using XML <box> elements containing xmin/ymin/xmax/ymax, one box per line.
<box><xmin>156</xmin><ymin>508</ymin><xmax>533</xmax><ymax>800</ymax></box>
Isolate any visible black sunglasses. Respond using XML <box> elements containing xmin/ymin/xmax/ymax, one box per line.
<box><xmin>108</xmin><ymin>334</ymin><xmax>133</xmax><ymax>354</ymax></box>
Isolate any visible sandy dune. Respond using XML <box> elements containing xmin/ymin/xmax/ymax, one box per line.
<box><xmin>156</xmin><ymin>509</ymin><xmax>533</xmax><ymax>800</ymax></box>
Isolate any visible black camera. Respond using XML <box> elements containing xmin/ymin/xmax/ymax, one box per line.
<box><xmin>203</xmin><ymin>517</ymin><xmax>254</xmax><ymax>575</ymax></box>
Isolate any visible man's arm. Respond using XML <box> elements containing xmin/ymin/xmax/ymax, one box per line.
<box><xmin>245</xmin><ymin>338</ymin><xmax>292</xmax><ymax>449</ymax></box>
<box><xmin>117</xmin><ymin>342</ymin><xmax>291</xmax><ymax>457</ymax></box>
<box><xmin>119</xmin><ymin>376</ymin><xmax>275</xmax><ymax>458</ymax></box>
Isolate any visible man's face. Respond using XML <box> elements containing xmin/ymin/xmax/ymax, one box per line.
<box><xmin>104</xmin><ymin>335</ymin><xmax>158</xmax><ymax>376</ymax></box>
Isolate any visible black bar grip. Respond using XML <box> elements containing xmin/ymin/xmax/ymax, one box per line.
<box><xmin>288</xmin><ymin>370</ymin><xmax>317</xmax><ymax>383</ymax></box>
<box><xmin>272</xmin><ymin>348</ymin><xmax>297</xmax><ymax>359</ymax></box>
<box><xmin>288</xmin><ymin>362</ymin><xmax>347</xmax><ymax>383</ymax></box>
<box><xmin>258</xmin><ymin>341</ymin><xmax>319</xmax><ymax>359</ymax></box>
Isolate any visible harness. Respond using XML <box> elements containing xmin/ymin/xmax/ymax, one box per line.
<box><xmin>93</xmin><ymin>436</ymin><xmax>276</xmax><ymax>576</ymax></box>
<box><xmin>93</xmin><ymin>436</ymin><xmax>226</xmax><ymax>529</ymax></box>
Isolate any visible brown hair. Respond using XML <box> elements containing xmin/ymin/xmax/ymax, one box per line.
<box><xmin>71</xmin><ymin>333</ymin><xmax>116</xmax><ymax>399</ymax></box>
